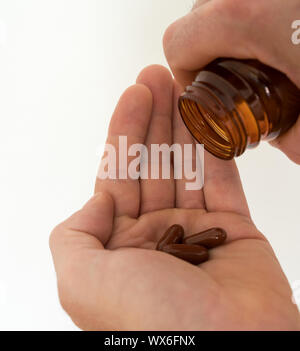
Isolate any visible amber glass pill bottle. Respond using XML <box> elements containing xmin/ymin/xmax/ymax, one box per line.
<box><xmin>178</xmin><ymin>59</ymin><xmax>300</xmax><ymax>160</ymax></box>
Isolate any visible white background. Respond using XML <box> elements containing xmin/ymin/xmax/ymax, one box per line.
<box><xmin>0</xmin><ymin>0</ymin><xmax>299</xmax><ymax>331</ymax></box>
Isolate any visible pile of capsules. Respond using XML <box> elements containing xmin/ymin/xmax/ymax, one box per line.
<box><xmin>156</xmin><ymin>224</ymin><xmax>227</xmax><ymax>265</ymax></box>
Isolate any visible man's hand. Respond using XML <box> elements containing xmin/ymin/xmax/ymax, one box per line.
<box><xmin>163</xmin><ymin>0</ymin><xmax>300</xmax><ymax>164</ymax></box>
<box><xmin>50</xmin><ymin>65</ymin><xmax>300</xmax><ymax>330</ymax></box>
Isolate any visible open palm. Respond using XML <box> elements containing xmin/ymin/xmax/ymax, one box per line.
<box><xmin>50</xmin><ymin>65</ymin><xmax>300</xmax><ymax>330</ymax></box>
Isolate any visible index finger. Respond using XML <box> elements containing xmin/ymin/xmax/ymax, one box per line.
<box><xmin>95</xmin><ymin>84</ymin><xmax>153</xmax><ymax>218</ymax></box>
<box><xmin>163</xmin><ymin>0</ymin><xmax>254</xmax><ymax>87</ymax></box>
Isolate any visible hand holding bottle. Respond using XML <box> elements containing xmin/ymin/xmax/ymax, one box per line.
<box><xmin>163</xmin><ymin>0</ymin><xmax>300</xmax><ymax>163</ymax></box>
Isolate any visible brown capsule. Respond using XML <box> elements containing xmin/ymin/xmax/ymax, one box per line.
<box><xmin>162</xmin><ymin>244</ymin><xmax>209</xmax><ymax>265</ymax></box>
<box><xmin>156</xmin><ymin>224</ymin><xmax>184</xmax><ymax>251</ymax></box>
<box><xmin>183</xmin><ymin>228</ymin><xmax>227</xmax><ymax>249</ymax></box>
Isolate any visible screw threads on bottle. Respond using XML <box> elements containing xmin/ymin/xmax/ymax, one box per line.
<box><xmin>179</xmin><ymin>59</ymin><xmax>300</xmax><ymax>160</ymax></box>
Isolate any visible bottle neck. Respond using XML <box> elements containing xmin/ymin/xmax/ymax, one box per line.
<box><xmin>179</xmin><ymin>60</ymin><xmax>283</xmax><ymax>160</ymax></box>
<box><xmin>179</xmin><ymin>84</ymin><xmax>264</xmax><ymax>160</ymax></box>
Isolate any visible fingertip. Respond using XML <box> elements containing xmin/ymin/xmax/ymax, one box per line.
<box><xmin>118</xmin><ymin>84</ymin><xmax>153</xmax><ymax>114</ymax></box>
<box><xmin>163</xmin><ymin>11</ymin><xmax>212</xmax><ymax>87</ymax></box>
<box><xmin>85</xmin><ymin>191</ymin><xmax>114</xmax><ymax>210</ymax></box>
<box><xmin>136</xmin><ymin>65</ymin><xmax>174</xmax><ymax>118</ymax></box>
<box><xmin>136</xmin><ymin>64</ymin><xmax>173</xmax><ymax>89</ymax></box>
<box><xmin>108</xmin><ymin>83</ymin><xmax>153</xmax><ymax>136</ymax></box>
<box><xmin>163</xmin><ymin>19</ymin><xmax>182</xmax><ymax>66</ymax></box>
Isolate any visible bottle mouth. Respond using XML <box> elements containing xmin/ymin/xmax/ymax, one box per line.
<box><xmin>179</xmin><ymin>96</ymin><xmax>236</xmax><ymax>160</ymax></box>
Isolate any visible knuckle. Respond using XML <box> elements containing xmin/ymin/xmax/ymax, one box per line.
<box><xmin>163</xmin><ymin>16</ymin><xmax>196</xmax><ymax>68</ymax></box>
<box><xmin>163</xmin><ymin>14</ymin><xmax>199</xmax><ymax>68</ymax></box>
<box><xmin>163</xmin><ymin>0</ymin><xmax>267</xmax><ymax>66</ymax></box>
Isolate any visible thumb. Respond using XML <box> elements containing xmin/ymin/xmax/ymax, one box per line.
<box><xmin>50</xmin><ymin>191</ymin><xmax>114</xmax><ymax>270</ymax></box>
<box><xmin>49</xmin><ymin>192</ymin><xmax>114</xmax><ymax>330</ymax></box>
